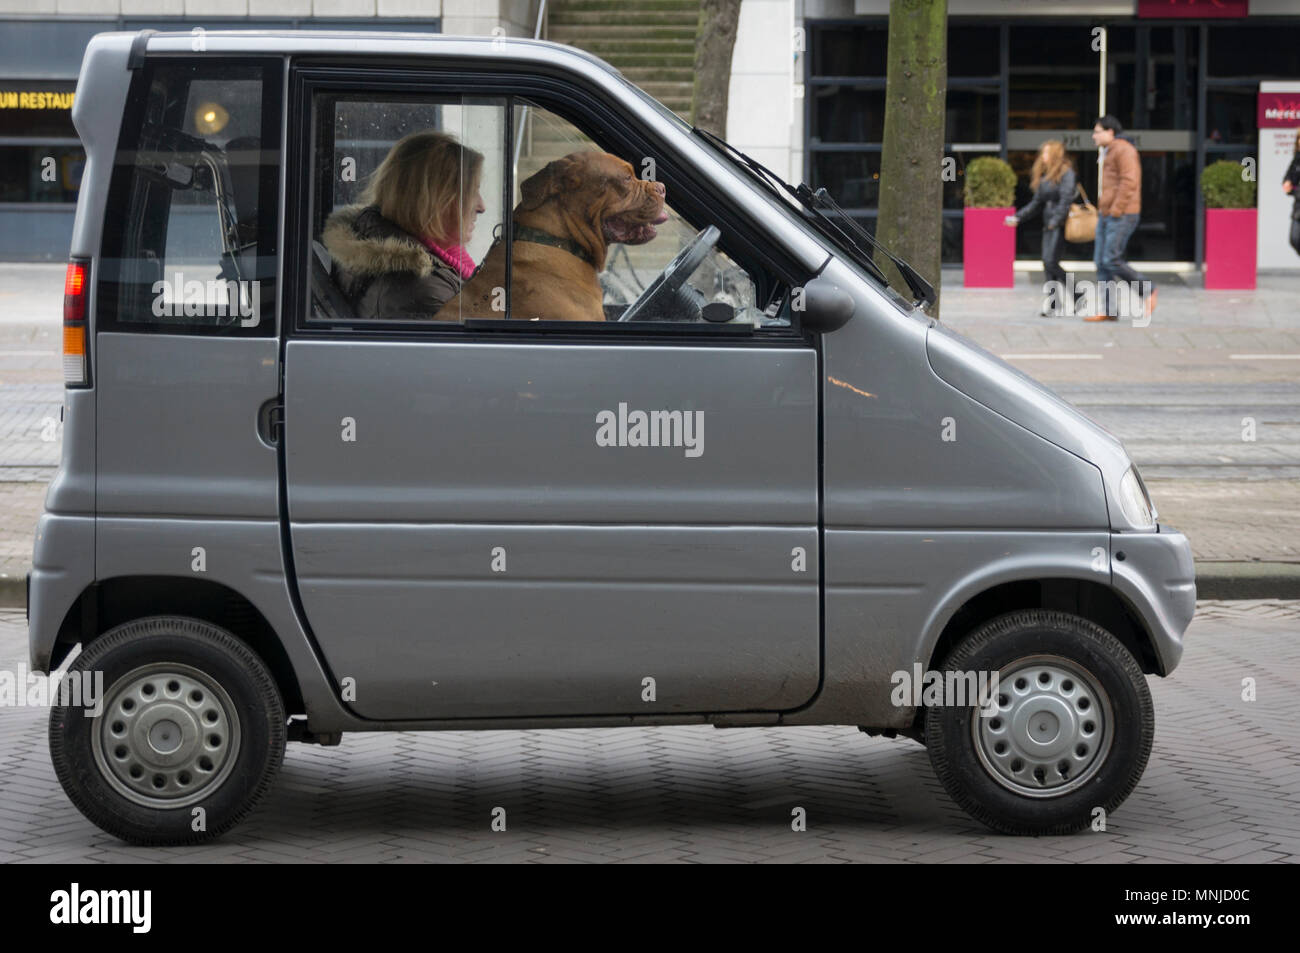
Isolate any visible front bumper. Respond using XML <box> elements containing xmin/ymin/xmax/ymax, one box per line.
<box><xmin>1111</xmin><ymin>525</ymin><xmax>1197</xmax><ymax>676</ymax></box>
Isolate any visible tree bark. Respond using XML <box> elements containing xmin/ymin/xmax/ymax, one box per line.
<box><xmin>874</xmin><ymin>0</ymin><xmax>948</xmax><ymax>316</ymax></box>
<box><xmin>691</xmin><ymin>0</ymin><xmax>742</xmax><ymax>136</ymax></box>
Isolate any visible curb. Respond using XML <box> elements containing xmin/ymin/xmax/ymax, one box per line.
<box><xmin>0</xmin><ymin>576</ymin><xmax>23</xmax><ymax>610</ymax></box>
<box><xmin>3</xmin><ymin>562</ymin><xmax>1299</xmax><ymax>612</ymax></box>
<box><xmin>1193</xmin><ymin>561</ymin><xmax>1300</xmax><ymax>600</ymax></box>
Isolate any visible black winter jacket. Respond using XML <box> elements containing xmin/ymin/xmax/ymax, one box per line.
<box><xmin>1286</xmin><ymin>156</ymin><xmax>1300</xmax><ymax>220</ymax></box>
<box><xmin>1016</xmin><ymin>167</ymin><xmax>1077</xmax><ymax>230</ymax></box>
<box><xmin>321</xmin><ymin>205</ymin><xmax>463</xmax><ymax>319</ymax></box>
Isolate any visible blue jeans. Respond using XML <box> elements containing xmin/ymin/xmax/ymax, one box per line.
<box><xmin>1094</xmin><ymin>213</ymin><xmax>1149</xmax><ymax>315</ymax></box>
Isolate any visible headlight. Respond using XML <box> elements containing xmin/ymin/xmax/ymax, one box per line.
<box><xmin>1117</xmin><ymin>466</ymin><xmax>1157</xmax><ymax>529</ymax></box>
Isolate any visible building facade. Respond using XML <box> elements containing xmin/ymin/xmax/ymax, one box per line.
<box><xmin>5</xmin><ymin>0</ymin><xmax>1299</xmax><ymax>265</ymax></box>
<box><xmin>791</xmin><ymin>0</ymin><xmax>1300</xmax><ymax>266</ymax></box>
<box><xmin>0</xmin><ymin>0</ymin><xmax>539</xmax><ymax>260</ymax></box>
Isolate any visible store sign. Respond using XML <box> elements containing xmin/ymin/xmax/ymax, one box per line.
<box><xmin>1007</xmin><ymin>129</ymin><xmax>1193</xmax><ymax>152</ymax></box>
<box><xmin>0</xmin><ymin>90</ymin><xmax>75</xmax><ymax>110</ymax></box>
<box><xmin>1259</xmin><ymin>91</ymin><xmax>1300</xmax><ymax>128</ymax></box>
<box><xmin>1257</xmin><ymin>82</ymin><xmax>1300</xmax><ymax>271</ymax></box>
<box><xmin>1137</xmin><ymin>0</ymin><xmax>1248</xmax><ymax>18</ymax></box>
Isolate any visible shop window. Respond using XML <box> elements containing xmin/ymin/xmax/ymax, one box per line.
<box><xmin>0</xmin><ymin>82</ymin><xmax>82</xmax><ymax>203</ymax></box>
<box><xmin>1209</xmin><ymin>27</ymin><xmax>1300</xmax><ymax>78</ymax></box>
<box><xmin>949</xmin><ymin>26</ymin><xmax>1000</xmax><ymax>77</ymax></box>
<box><xmin>810</xmin><ymin>24</ymin><xmax>887</xmax><ymax>77</ymax></box>
<box><xmin>811</xmin><ymin>151</ymin><xmax>881</xmax><ymax>209</ymax></box>
<box><xmin>946</xmin><ymin>87</ymin><xmax>1000</xmax><ymax>143</ymax></box>
<box><xmin>811</xmin><ymin>86</ymin><xmax>885</xmax><ymax>143</ymax></box>
<box><xmin>1206</xmin><ymin>88</ymin><xmax>1260</xmax><ymax>146</ymax></box>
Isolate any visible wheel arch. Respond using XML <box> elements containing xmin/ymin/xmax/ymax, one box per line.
<box><xmin>924</xmin><ymin>577</ymin><xmax>1159</xmax><ymax>681</ymax></box>
<box><xmin>50</xmin><ymin>575</ymin><xmax>305</xmax><ymax>716</ymax></box>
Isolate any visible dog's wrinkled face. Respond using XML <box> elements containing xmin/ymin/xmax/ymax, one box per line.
<box><xmin>519</xmin><ymin>151</ymin><xmax>669</xmax><ymax>249</ymax></box>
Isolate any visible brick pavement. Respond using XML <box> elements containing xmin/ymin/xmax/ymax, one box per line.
<box><xmin>0</xmin><ymin>601</ymin><xmax>1297</xmax><ymax>863</ymax></box>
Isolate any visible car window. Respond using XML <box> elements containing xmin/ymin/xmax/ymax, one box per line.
<box><xmin>503</xmin><ymin>100</ymin><xmax>784</xmax><ymax>327</ymax></box>
<box><xmin>308</xmin><ymin>91</ymin><xmax>507</xmax><ymax>324</ymax></box>
<box><xmin>99</xmin><ymin>61</ymin><xmax>278</xmax><ymax>333</ymax></box>
<box><xmin>305</xmin><ymin>88</ymin><xmax>791</xmax><ymax>330</ymax></box>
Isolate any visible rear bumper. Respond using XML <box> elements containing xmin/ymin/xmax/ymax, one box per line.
<box><xmin>28</xmin><ymin>513</ymin><xmax>95</xmax><ymax>673</ymax></box>
<box><xmin>1111</xmin><ymin>525</ymin><xmax>1197</xmax><ymax>676</ymax></box>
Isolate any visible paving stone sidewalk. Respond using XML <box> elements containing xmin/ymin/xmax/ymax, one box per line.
<box><xmin>1</xmin><ymin>601</ymin><xmax>1297</xmax><ymax>863</ymax></box>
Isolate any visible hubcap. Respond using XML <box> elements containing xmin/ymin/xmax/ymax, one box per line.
<box><xmin>972</xmin><ymin>655</ymin><xmax>1113</xmax><ymax>798</ymax></box>
<box><xmin>92</xmin><ymin>663</ymin><xmax>241</xmax><ymax>809</ymax></box>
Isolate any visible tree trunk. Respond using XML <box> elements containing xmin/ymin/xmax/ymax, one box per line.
<box><xmin>875</xmin><ymin>0</ymin><xmax>948</xmax><ymax>316</ymax></box>
<box><xmin>691</xmin><ymin>0</ymin><xmax>742</xmax><ymax>136</ymax></box>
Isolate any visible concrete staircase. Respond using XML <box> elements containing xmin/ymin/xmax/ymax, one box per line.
<box><xmin>545</xmin><ymin>0</ymin><xmax>701</xmax><ymax>119</ymax></box>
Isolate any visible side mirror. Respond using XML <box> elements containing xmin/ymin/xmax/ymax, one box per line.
<box><xmin>798</xmin><ymin>277</ymin><xmax>855</xmax><ymax>334</ymax></box>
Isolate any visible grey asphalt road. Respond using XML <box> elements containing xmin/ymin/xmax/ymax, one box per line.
<box><xmin>1</xmin><ymin>602</ymin><xmax>1298</xmax><ymax>863</ymax></box>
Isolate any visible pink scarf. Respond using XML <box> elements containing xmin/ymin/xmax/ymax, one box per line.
<box><xmin>421</xmin><ymin>237</ymin><xmax>476</xmax><ymax>280</ymax></box>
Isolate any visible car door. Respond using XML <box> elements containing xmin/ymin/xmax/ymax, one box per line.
<box><xmin>282</xmin><ymin>74</ymin><xmax>820</xmax><ymax>720</ymax></box>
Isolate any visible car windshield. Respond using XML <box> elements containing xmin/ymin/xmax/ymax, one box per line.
<box><xmin>685</xmin><ymin>125</ymin><xmax>929</xmax><ymax>311</ymax></box>
<box><xmin>610</xmin><ymin>71</ymin><xmax>928</xmax><ymax>311</ymax></box>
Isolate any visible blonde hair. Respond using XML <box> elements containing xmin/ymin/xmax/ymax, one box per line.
<box><xmin>1031</xmin><ymin>140</ymin><xmax>1072</xmax><ymax>190</ymax></box>
<box><xmin>362</xmin><ymin>130</ymin><xmax>484</xmax><ymax>245</ymax></box>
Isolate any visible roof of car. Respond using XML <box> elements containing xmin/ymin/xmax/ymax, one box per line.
<box><xmin>127</xmin><ymin>29</ymin><xmax>623</xmax><ymax>78</ymax></box>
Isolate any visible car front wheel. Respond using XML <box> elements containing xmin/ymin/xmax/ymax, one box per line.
<box><xmin>925</xmin><ymin>609</ymin><xmax>1154</xmax><ymax>835</ymax></box>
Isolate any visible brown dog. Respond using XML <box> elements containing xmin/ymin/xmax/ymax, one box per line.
<box><xmin>444</xmin><ymin>151</ymin><xmax>667</xmax><ymax>322</ymax></box>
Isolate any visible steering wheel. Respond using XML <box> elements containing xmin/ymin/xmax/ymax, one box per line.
<box><xmin>617</xmin><ymin>224</ymin><xmax>721</xmax><ymax>322</ymax></box>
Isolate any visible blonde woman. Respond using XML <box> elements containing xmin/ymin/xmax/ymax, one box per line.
<box><xmin>323</xmin><ymin>130</ymin><xmax>487</xmax><ymax>319</ymax></box>
<box><xmin>1005</xmin><ymin>140</ymin><xmax>1077</xmax><ymax>316</ymax></box>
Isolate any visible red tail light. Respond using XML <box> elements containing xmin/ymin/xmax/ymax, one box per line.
<box><xmin>63</xmin><ymin>259</ymin><xmax>89</xmax><ymax>386</ymax></box>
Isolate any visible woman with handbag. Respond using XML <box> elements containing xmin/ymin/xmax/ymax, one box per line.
<box><xmin>1005</xmin><ymin>140</ymin><xmax>1080</xmax><ymax>316</ymax></box>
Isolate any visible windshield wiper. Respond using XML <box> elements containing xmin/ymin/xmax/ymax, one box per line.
<box><xmin>692</xmin><ymin>126</ymin><xmax>937</xmax><ymax>311</ymax></box>
<box><xmin>795</xmin><ymin>185</ymin><xmax>937</xmax><ymax>310</ymax></box>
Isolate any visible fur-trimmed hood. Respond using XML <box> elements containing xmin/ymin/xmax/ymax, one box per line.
<box><xmin>321</xmin><ymin>204</ymin><xmax>435</xmax><ymax>278</ymax></box>
<box><xmin>320</xmin><ymin>204</ymin><xmax>463</xmax><ymax>320</ymax></box>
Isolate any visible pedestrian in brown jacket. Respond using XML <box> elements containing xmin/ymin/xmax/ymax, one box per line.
<box><xmin>1087</xmin><ymin>116</ymin><xmax>1156</xmax><ymax>322</ymax></box>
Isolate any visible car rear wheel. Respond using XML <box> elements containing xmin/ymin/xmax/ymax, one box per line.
<box><xmin>925</xmin><ymin>609</ymin><xmax>1153</xmax><ymax>835</ymax></box>
<box><xmin>50</xmin><ymin>616</ymin><xmax>286</xmax><ymax>845</ymax></box>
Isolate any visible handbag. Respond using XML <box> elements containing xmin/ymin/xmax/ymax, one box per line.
<box><xmin>1065</xmin><ymin>184</ymin><xmax>1098</xmax><ymax>243</ymax></box>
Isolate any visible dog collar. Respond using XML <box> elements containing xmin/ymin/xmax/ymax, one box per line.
<box><xmin>512</xmin><ymin>222</ymin><xmax>597</xmax><ymax>268</ymax></box>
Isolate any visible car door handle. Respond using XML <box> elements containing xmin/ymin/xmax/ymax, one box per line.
<box><xmin>256</xmin><ymin>398</ymin><xmax>283</xmax><ymax>448</ymax></box>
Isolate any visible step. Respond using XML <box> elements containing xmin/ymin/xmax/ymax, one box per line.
<box><xmin>634</xmin><ymin>80</ymin><xmax>695</xmax><ymax>96</ymax></box>
<box><xmin>549</xmin><ymin>11</ymin><xmax>701</xmax><ymax>27</ymax></box>
<box><xmin>593</xmin><ymin>53</ymin><xmax>696</xmax><ymax>69</ymax></box>
<box><xmin>546</xmin><ymin>25</ymin><xmax>698</xmax><ymax>41</ymax></box>
<box><xmin>551</xmin><ymin>0</ymin><xmax>699</xmax><ymax>11</ymax></box>
<box><xmin>618</xmin><ymin>66</ymin><xmax>696</xmax><ymax>84</ymax></box>
<box><xmin>567</xmin><ymin>40</ymin><xmax>698</xmax><ymax>57</ymax></box>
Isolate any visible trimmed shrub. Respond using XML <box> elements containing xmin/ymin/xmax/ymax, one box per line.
<box><xmin>1200</xmin><ymin>159</ymin><xmax>1257</xmax><ymax>209</ymax></box>
<box><xmin>963</xmin><ymin>156</ymin><xmax>1017</xmax><ymax>208</ymax></box>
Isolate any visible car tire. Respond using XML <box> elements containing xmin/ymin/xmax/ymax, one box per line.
<box><xmin>49</xmin><ymin>616</ymin><xmax>286</xmax><ymax>845</ymax></box>
<box><xmin>925</xmin><ymin>609</ymin><xmax>1153</xmax><ymax>835</ymax></box>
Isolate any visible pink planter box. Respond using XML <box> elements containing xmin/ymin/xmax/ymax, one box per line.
<box><xmin>963</xmin><ymin>206</ymin><xmax>1016</xmax><ymax>288</ymax></box>
<box><xmin>1204</xmin><ymin>208</ymin><xmax>1257</xmax><ymax>290</ymax></box>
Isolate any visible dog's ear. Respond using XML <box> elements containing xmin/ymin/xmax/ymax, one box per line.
<box><xmin>519</xmin><ymin>156</ymin><xmax>579</xmax><ymax>212</ymax></box>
